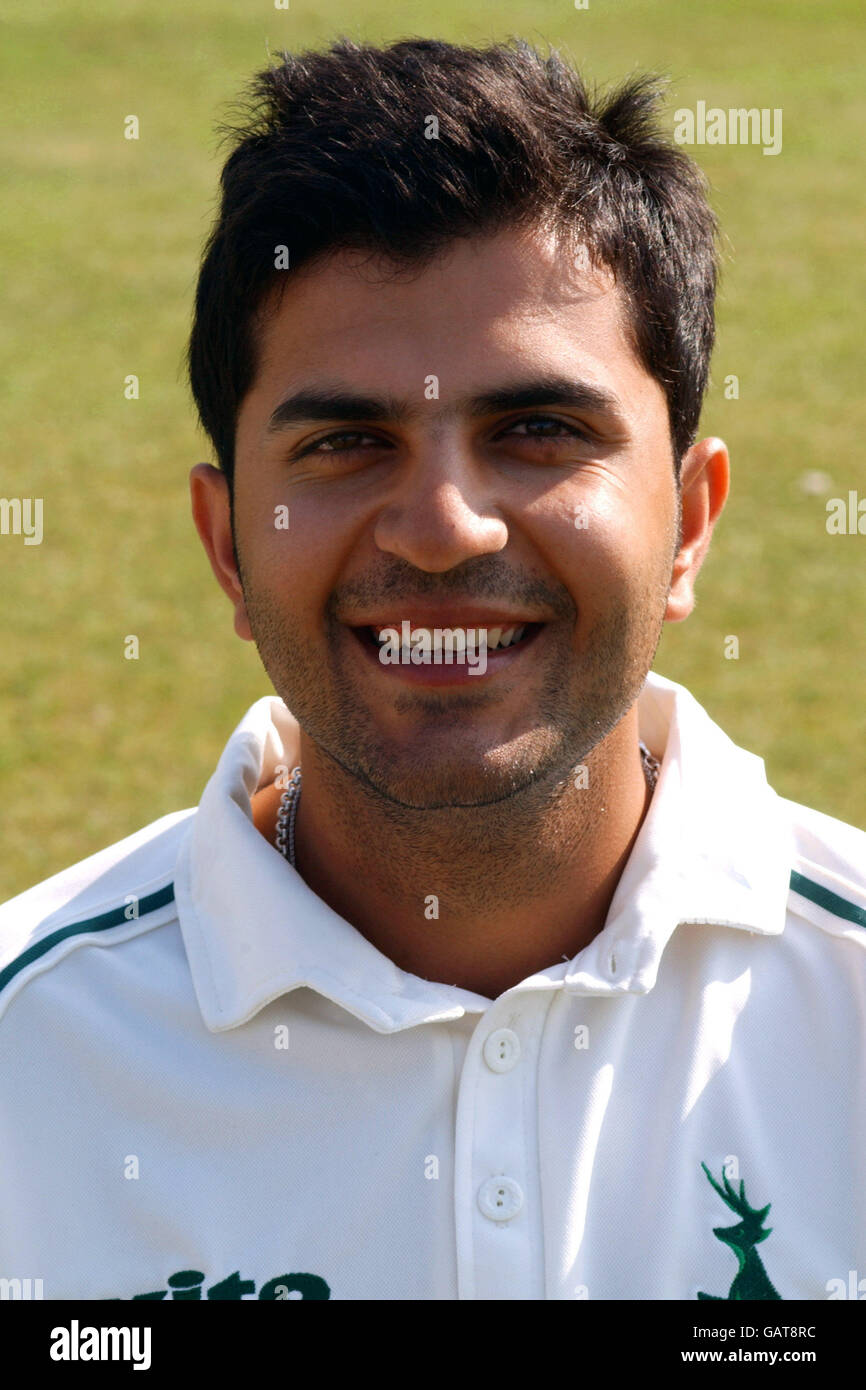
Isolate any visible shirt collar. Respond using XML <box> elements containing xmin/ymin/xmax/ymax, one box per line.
<box><xmin>173</xmin><ymin>697</ymin><xmax>496</xmax><ymax>1034</ymax></box>
<box><xmin>564</xmin><ymin>672</ymin><xmax>795</xmax><ymax>997</ymax></box>
<box><xmin>173</xmin><ymin>672</ymin><xmax>794</xmax><ymax>1032</ymax></box>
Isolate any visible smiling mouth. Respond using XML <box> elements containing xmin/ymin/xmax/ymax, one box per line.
<box><xmin>354</xmin><ymin>621</ymin><xmax>546</xmax><ymax>656</ymax></box>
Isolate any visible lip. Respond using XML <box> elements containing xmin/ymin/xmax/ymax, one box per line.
<box><xmin>345</xmin><ymin>620</ymin><xmax>547</xmax><ymax>685</ymax></box>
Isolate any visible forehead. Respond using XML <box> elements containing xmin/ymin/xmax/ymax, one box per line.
<box><xmin>242</xmin><ymin>226</ymin><xmax>663</xmax><ymax>426</ymax></box>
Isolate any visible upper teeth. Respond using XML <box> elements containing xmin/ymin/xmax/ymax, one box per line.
<box><xmin>374</xmin><ymin>624</ymin><xmax>526</xmax><ymax>650</ymax></box>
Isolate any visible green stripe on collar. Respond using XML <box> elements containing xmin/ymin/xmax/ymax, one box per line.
<box><xmin>790</xmin><ymin>870</ymin><xmax>866</xmax><ymax>928</ymax></box>
<box><xmin>0</xmin><ymin>883</ymin><xmax>176</xmax><ymax>995</ymax></box>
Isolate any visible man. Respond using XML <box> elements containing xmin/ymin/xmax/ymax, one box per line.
<box><xmin>1</xmin><ymin>38</ymin><xmax>864</xmax><ymax>1302</ymax></box>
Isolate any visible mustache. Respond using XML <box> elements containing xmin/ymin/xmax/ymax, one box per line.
<box><xmin>326</xmin><ymin>564</ymin><xmax>576</xmax><ymax>620</ymax></box>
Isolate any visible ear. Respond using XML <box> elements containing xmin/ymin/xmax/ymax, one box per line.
<box><xmin>665</xmin><ymin>436</ymin><xmax>730</xmax><ymax>623</ymax></box>
<box><xmin>189</xmin><ymin>463</ymin><xmax>253</xmax><ymax>641</ymax></box>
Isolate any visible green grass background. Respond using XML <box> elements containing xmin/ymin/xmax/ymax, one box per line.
<box><xmin>1</xmin><ymin>0</ymin><xmax>864</xmax><ymax>901</ymax></box>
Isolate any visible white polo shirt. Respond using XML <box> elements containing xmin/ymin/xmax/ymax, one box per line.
<box><xmin>2</xmin><ymin>671</ymin><xmax>865</xmax><ymax>1302</ymax></box>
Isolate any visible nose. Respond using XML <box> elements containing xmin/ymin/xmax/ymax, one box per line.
<box><xmin>372</xmin><ymin>445</ymin><xmax>509</xmax><ymax>572</ymax></box>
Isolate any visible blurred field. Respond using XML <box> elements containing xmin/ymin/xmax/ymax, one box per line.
<box><xmin>1</xmin><ymin>0</ymin><xmax>864</xmax><ymax>900</ymax></box>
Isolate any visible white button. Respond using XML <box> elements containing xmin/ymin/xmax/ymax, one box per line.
<box><xmin>477</xmin><ymin>1176</ymin><xmax>524</xmax><ymax>1222</ymax></box>
<box><xmin>482</xmin><ymin>1027</ymin><xmax>521</xmax><ymax>1073</ymax></box>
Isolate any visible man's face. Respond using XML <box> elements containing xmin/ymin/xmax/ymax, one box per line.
<box><xmin>228</xmin><ymin>227</ymin><xmax>681</xmax><ymax>809</ymax></box>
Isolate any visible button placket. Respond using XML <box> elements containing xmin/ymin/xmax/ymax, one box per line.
<box><xmin>477</xmin><ymin>1027</ymin><xmax>524</xmax><ymax>1226</ymax></box>
<box><xmin>455</xmin><ymin>1000</ymin><xmax>548</xmax><ymax>1300</ymax></box>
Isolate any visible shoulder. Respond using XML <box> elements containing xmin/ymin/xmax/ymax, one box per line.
<box><xmin>0</xmin><ymin>808</ymin><xmax>196</xmax><ymax>1022</ymax></box>
<box><xmin>780</xmin><ymin>794</ymin><xmax>866</xmax><ymax>939</ymax></box>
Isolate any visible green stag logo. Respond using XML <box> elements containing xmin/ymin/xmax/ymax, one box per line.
<box><xmin>697</xmin><ymin>1161</ymin><xmax>782</xmax><ymax>1300</ymax></box>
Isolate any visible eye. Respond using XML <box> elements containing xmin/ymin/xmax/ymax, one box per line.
<box><xmin>496</xmin><ymin>414</ymin><xmax>590</xmax><ymax>442</ymax></box>
<box><xmin>298</xmin><ymin>429</ymin><xmax>388</xmax><ymax>457</ymax></box>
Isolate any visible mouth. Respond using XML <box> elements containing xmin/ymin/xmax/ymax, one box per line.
<box><xmin>346</xmin><ymin>619</ymin><xmax>547</xmax><ymax>685</ymax></box>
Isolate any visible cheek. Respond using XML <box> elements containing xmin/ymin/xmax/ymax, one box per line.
<box><xmin>237</xmin><ymin>486</ymin><xmax>347</xmax><ymax>596</ymax></box>
<box><xmin>530</xmin><ymin>487</ymin><xmax>647</xmax><ymax>607</ymax></box>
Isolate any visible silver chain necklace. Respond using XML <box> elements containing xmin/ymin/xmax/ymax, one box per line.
<box><xmin>274</xmin><ymin>742</ymin><xmax>660</xmax><ymax>870</ymax></box>
<box><xmin>274</xmin><ymin>765</ymin><xmax>302</xmax><ymax>868</ymax></box>
<box><xmin>639</xmin><ymin>739</ymin><xmax>661</xmax><ymax>792</ymax></box>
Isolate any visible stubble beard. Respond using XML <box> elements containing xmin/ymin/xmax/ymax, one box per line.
<box><xmin>235</xmin><ymin>551</ymin><xmax>670</xmax><ymax>823</ymax></box>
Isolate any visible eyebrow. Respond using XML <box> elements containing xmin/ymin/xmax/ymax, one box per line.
<box><xmin>264</xmin><ymin>374</ymin><xmax>624</xmax><ymax>435</ymax></box>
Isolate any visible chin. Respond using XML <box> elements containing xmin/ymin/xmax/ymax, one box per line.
<box><xmin>356</xmin><ymin>737</ymin><xmax>563</xmax><ymax>811</ymax></box>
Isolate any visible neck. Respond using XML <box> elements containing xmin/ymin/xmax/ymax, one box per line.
<box><xmin>252</xmin><ymin>711</ymin><xmax>653</xmax><ymax>1000</ymax></box>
